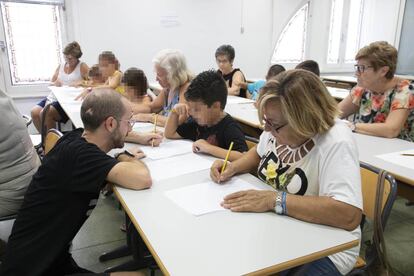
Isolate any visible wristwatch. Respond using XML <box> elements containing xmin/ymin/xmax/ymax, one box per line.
<box><xmin>114</xmin><ymin>149</ymin><xmax>135</xmax><ymax>159</ymax></box>
<box><xmin>274</xmin><ymin>190</ymin><xmax>283</xmax><ymax>215</ymax></box>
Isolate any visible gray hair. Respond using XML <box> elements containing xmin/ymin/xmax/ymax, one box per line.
<box><xmin>152</xmin><ymin>49</ymin><xmax>193</xmax><ymax>91</ymax></box>
<box><xmin>81</xmin><ymin>89</ymin><xmax>125</xmax><ymax>131</ymax></box>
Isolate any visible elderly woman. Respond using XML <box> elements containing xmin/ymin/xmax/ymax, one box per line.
<box><xmin>31</xmin><ymin>41</ymin><xmax>89</xmax><ymax>134</ymax></box>
<box><xmin>133</xmin><ymin>49</ymin><xmax>193</xmax><ymax>127</ymax></box>
<box><xmin>210</xmin><ymin>70</ymin><xmax>362</xmax><ymax>275</ymax></box>
<box><xmin>338</xmin><ymin>41</ymin><xmax>414</xmax><ymax>141</ymax></box>
<box><xmin>215</xmin><ymin>44</ymin><xmax>247</xmax><ymax>98</ymax></box>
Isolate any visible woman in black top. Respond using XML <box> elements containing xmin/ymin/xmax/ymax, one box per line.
<box><xmin>215</xmin><ymin>44</ymin><xmax>247</xmax><ymax>98</ymax></box>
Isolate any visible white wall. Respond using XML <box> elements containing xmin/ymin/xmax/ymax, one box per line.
<box><xmin>64</xmin><ymin>0</ymin><xmax>273</xmax><ymax>80</ymax></box>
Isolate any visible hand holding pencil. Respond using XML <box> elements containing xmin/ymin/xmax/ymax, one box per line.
<box><xmin>209</xmin><ymin>142</ymin><xmax>236</xmax><ymax>184</ymax></box>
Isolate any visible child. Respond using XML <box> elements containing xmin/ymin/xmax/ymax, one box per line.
<box><xmin>76</xmin><ymin>51</ymin><xmax>122</xmax><ymax>100</ymax></box>
<box><xmin>295</xmin><ymin>60</ymin><xmax>320</xmax><ymax>76</ymax></box>
<box><xmin>164</xmin><ymin>70</ymin><xmax>248</xmax><ymax>161</ymax></box>
<box><xmin>122</xmin><ymin>67</ymin><xmax>152</xmax><ymax>114</ymax></box>
<box><xmin>215</xmin><ymin>44</ymin><xmax>247</xmax><ymax>98</ymax></box>
<box><xmin>73</xmin><ymin>64</ymin><xmax>105</xmax><ymax>87</ymax></box>
<box><xmin>237</xmin><ymin>64</ymin><xmax>285</xmax><ymax>100</ymax></box>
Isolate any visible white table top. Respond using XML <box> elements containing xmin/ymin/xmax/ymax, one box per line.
<box><xmin>355</xmin><ymin>133</ymin><xmax>414</xmax><ymax>185</ymax></box>
<box><xmin>115</xmin><ymin>162</ymin><xmax>358</xmax><ymax>276</ymax></box>
<box><xmin>149</xmin><ymin>82</ymin><xmax>162</xmax><ymax>92</ymax></box>
<box><xmin>327</xmin><ymin>87</ymin><xmax>350</xmax><ymax>100</ymax></box>
<box><xmin>49</xmin><ymin>86</ymin><xmax>84</xmax><ymax>128</ymax></box>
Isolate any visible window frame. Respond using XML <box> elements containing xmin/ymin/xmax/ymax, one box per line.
<box><xmin>0</xmin><ymin>0</ymin><xmax>67</xmax><ymax>97</ymax></box>
<box><xmin>325</xmin><ymin>0</ymin><xmax>365</xmax><ymax>71</ymax></box>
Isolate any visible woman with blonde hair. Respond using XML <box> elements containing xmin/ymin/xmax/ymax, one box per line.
<box><xmin>210</xmin><ymin>70</ymin><xmax>362</xmax><ymax>275</ymax></box>
<box><xmin>133</xmin><ymin>49</ymin><xmax>193</xmax><ymax>126</ymax></box>
<box><xmin>338</xmin><ymin>41</ymin><xmax>414</xmax><ymax>141</ymax></box>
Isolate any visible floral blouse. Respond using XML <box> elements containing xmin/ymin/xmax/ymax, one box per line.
<box><xmin>351</xmin><ymin>79</ymin><xmax>414</xmax><ymax>142</ymax></box>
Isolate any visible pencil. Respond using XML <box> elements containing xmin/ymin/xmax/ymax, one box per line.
<box><xmin>152</xmin><ymin>114</ymin><xmax>158</xmax><ymax>147</ymax></box>
<box><xmin>401</xmin><ymin>153</ymin><xmax>414</xmax><ymax>156</ymax></box>
<box><xmin>221</xmin><ymin>141</ymin><xmax>234</xmax><ymax>174</ymax></box>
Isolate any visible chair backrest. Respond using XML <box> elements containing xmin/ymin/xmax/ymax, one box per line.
<box><xmin>40</xmin><ymin>102</ymin><xmax>52</xmax><ymax>147</ymax></box>
<box><xmin>360</xmin><ymin>162</ymin><xmax>397</xmax><ymax>226</ymax></box>
<box><xmin>44</xmin><ymin>128</ymin><xmax>63</xmax><ymax>155</ymax></box>
<box><xmin>245</xmin><ymin>135</ymin><xmax>259</xmax><ymax>150</ymax></box>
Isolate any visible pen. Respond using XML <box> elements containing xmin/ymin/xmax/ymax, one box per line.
<box><xmin>152</xmin><ymin>114</ymin><xmax>158</xmax><ymax>147</ymax></box>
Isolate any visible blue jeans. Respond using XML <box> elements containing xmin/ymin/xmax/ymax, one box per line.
<box><xmin>279</xmin><ymin>257</ymin><xmax>342</xmax><ymax>276</ymax></box>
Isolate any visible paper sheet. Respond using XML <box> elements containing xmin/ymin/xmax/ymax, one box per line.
<box><xmin>142</xmin><ymin>139</ymin><xmax>193</xmax><ymax>160</ymax></box>
<box><xmin>376</xmin><ymin>149</ymin><xmax>414</xmax><ymax>170</ymax></box>
<box><xmin>227</xmin><ymin>96</ymin><xmax>255</xmax><ymax>104</ymax></box>
<box><xmin>146</xmin><ymin>153</ymin><xmax>212</xmax><ymax>182</ymax></box>
<box><xmin>132</xmin><ymin>122</ymin><xmax>158</xmax><ymax>133</ymax></box>
<box><xmin>164</xmin><ymin>178</ymin><xmax>263</xmax><ymax>216</ymax></box>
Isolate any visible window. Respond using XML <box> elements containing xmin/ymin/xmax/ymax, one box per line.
<box><xmin>271</xmin><ymin>2</ymin><xmax>309</xmax><ymax>64</ymax></box>
<box><xmin>1</xmin><ymin>1</ymin><xmax>63</xmax><ymax>85</ymax></box>
<box><xmin>327</xmin><ymin>0</ymin><xmax>364</xmax><ymax>65</ymax></box>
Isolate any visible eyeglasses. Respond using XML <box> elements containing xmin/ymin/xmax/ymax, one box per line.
<box><xmin>354</xmin><ymin>64</ymin><xmax>374</xmax><ymax>74</ymax></box>
<box><xmin>262</xmin><ymin>115</ymin><xmax>287</xmax><ymax>133</ymax></box>
<box><xmin>116</xmin><ymin>118</ymin><xmax>136</xmax><ymax>128</ymax></box>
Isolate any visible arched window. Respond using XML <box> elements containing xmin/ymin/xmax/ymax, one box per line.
<box><xmin>271</xmin><ymin>2</ymin><xmax>309</xmax><ymax>64</ymax></box>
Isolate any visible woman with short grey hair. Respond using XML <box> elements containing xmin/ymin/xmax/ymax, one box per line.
<box><xmin>134</xmin><ymin>49</ymin><xmax>193</xmax><ymax>126</ymax></box>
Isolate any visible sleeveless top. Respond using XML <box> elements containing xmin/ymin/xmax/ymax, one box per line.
<box><xmin>58</xmin><ymin>61</ymin><xmax>83</xmax><ymax>85</ymax></box>
<box><xmin>47</xmin><ymin>61</ymin><xmax>84</xmax><ymax>102</ymax></box>
<box><xmin>218</xmin><ymin>68</ymin><xmax>247</xmax><ymax>98</ymax></box>
<box><xmin>161</xmin><ymin>87</ymin><xmax>180</xmax><ymax>116</ymax></box>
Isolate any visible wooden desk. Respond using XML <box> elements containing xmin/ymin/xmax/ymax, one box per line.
<box><xmin>115</xmin><ymin>166</ymin><xmax>358</xmax><ymax>276</ymax></box>
<box><xmin>355</xmin><ymin>133</ymin><xmax>414</xmax><ymax>199</ymax></box>
<box><xmin>225</xmin><ymin>96</ymin><xmax>262</xmax><ymax>137</ymax></box>
<box><xmin>327</xmin><ymin>87</ymin><xmax>350</xmax><ymax>101</ymax></box>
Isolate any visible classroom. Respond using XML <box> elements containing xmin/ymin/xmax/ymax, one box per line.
<box><xmin>1</xmin><ymin>0</ymin><xmax>414</xmax><ymax>275</ymax></box>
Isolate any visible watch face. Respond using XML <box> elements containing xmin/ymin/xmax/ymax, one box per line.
<box><xmin>275</xmin><ymin>205</ymin><xmax>283</xmax><ymax>214</ymax></box>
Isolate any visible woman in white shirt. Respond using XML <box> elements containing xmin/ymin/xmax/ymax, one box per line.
<box><xmin>210</xmin><ymin>69</ymin><xmax>363</xmax><ymax>275</ymax></box>
<box><xmin>30</xmin><ymin>41</ymin><xmax>88</xmax><ymax>134</ymax></box>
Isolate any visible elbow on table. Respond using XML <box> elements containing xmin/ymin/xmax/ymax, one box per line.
<box><xmin>382</xmin><ymin>126</ymin><xmax>401</xmax><ymax>139</ymax></box>
<box><xmin>341</xmin><ymin>209</ymin><xmax>362</xmax><ymax>231</ymax></box>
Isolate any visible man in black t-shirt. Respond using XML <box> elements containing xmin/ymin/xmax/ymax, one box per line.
<box><xmin>0</xmin><ymin>89</ymin><xmax>161</xmax><ymax>276</ymax></box>
<box><xmin>164</xmin><ymin>70</ymin><xmax>248</xmax><ymax>162</ymax></box>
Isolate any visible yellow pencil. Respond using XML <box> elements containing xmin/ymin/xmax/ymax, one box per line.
<box><xmin>152</xmin><ymin>114</ymin><xmax>158</xmax><ymax>147</ymax></box>
<box><xmin>401</xmin><ymin>153</ymin><xmax>414</xmax><ymax>156</ymax></box>
<box><xmin>221</xmin><ymin>141</ymin><xmax>234</xmax><ymax>174</ymax></box>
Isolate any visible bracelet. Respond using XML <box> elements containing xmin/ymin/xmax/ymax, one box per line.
<box><xmin>281</xmin><ymin>191</ymin><xmax>287</xmax><ymax>215</ymax></box>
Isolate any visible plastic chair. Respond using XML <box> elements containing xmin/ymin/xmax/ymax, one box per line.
<box><xmin>44</xmin><ymin>128</ymin><xmax>63</xmax><ymax>155</ymax></box>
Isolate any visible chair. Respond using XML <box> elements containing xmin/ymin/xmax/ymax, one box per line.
<box><xmin>245</xmin><ymin>135</ymin><xmax>259</xmax><ymax>150</ymax></box>
<box><xmin>348</xmin><ymin>162</ymin><xmax>397</xmax><ymax>275</ymax></box>
<box><xmin>44</xmin><ymin>128</ymin><xmax>63</xmax><ymax>155</ymax></box>
<box><xmin>22</xmin><ymin>114</ymin><xmax>42</xmax><ymax>148</ymax></box>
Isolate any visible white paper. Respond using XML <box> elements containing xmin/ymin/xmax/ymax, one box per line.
<box><xmin>132</xmin><ymin>122</ymin><xmax>157</xmax><ymax>133</ymax></box>
<box><xmin>377</xmin><ymin>149</ymin><xmax>414</xmax><ymax>170</ymax></box>
<box><xmin>142</xmin><ymin>139</ymin><xmax>193</xmax><ymax>160</ymax></box>
<box><xmin>227</xmin><ymin>96</ymin><xmax>255</xmax><ymax>104</ymax></box>
<box><xmin>164</xmin><ymin>178</ymin><xmax>263</xmax><ymax>216</ymax></box>
<box><xmin>146</xmin><ymin>153</ymin><xmax>212</xmax><ymax>182</ymax></box>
